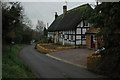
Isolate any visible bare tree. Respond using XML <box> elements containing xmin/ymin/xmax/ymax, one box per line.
<box><xmin>36</xmin><ymin>20</ymin><xmax>45</xmax><ymax>36</ymax></box>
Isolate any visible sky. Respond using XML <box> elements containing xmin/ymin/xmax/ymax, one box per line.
<box><xmin>21</xmin><ymin>2</ymin><xmax>96</xmax><ymax>29</ymax></box>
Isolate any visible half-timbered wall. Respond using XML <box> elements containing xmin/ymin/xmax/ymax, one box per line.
<box><xmin>48</xmin><ymin>20</ymin><xmax>91</xmax><ymax>46</ymax></box>
<box><xmin>48</xmin><ymin>32</ymin><xmax>54</xmax><ymax>38</ymax></box>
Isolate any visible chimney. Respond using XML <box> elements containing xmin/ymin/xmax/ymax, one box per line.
<box><xmin>96</xmin><ymin>0</ymin><xmax>98</xmax><ymax>6</ymax></box>
<box><xmin>63</xmin><ymin>5</ymin><xmax>67</xmax><ymax>15</ymax></box>
<box><xmin>55</xmin><ymin>12</ymin><xmax>58</xmax><ymax>19</ymax></box>
<box><xmin>96</xmin><ymin>1</ymin><xmax>98</xmax><ymax>6</ymax></box>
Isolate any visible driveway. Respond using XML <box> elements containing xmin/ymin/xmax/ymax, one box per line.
<box><xmin>19</xmin><ymin>45</ymin><xmax>103</xmax><ymax>78</ymax></box>
<box><xmin>48</xmin><ymin>49</ymin><xmax>94</xmax><ymax>68</ymax></box>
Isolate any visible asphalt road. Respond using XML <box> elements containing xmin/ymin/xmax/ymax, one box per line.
<box><xmin>19</xmin><ymin>45</ymin><xmax>103</xmax><ymax>78</ymax></box>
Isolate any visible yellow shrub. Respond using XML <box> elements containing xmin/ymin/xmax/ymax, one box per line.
<box><xmin>36</xmin><ymin>44</ymin><xmax>57</xmax><ymax>53</ymax></box>
<box><xmin>87</xmin><ymin>53</ymin><xmax>101</xmax><ymax>70</ymax></box>
<box><xmin>36</xmin><ymin>44</ymin><xmax>75</xmax><ymax>53</ymax></box>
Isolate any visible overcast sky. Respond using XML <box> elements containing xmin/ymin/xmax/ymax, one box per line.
<box><xmin>21</xmin><ymin>2</ymin><xmax>96</xmax><ymax>29</ymax></box>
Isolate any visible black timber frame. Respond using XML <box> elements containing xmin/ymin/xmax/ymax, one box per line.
<box><xmin>74</xmin><ymin>19</ymin><xmax>90</xmax><ymax>46</ymax></box>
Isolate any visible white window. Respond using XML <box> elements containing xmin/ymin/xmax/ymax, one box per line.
<box><xmin>82</xmin><ymin>29</ymin><xmax>86</xmax><ymax>34</ymax></box>
<box><xmin>93</xmin><ymin>35</ymin><xmax>96</xmax><ymax>42</ymax></box>
<box><xmin>76</xmin><ymin>41</ymin><xmax>81</xmax><ymax>45</ymax></box>
<box><xmin>77</xmin><ymin>28</ymin><xmax>81</xmax><ymax>34</ymax></box>
<box><xmin>65</xmin><ymin>35</ymin><xmax>67</xmax><ymax>39</ymax></box>
<box><xmin>72</xmin><ymin>31</ymin><xmax>75</xmax><ymax>34</ymax></box>
<box><xmin>76</xmin><ymin>36</ymin><xmax>81</xmax><ymax>39</ymax></box>
<box><xmin>82</xmin><ymin>40</ymin><xmax>86</xmax><ymax>45</ymax></box>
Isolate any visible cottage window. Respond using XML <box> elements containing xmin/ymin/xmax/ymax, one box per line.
<box><xmin>76</xmin><ymin>36</ymin><xmax>81</xmax><ymax>39</ymax></box>
<box><xmin>93</xmin><ymin>35</ymin><xmax>96</xmax><ymax>41</ymax></box>
<box><xmin>67</xmin><ymin>35</ymin><xmax>69</xmax><ymax>39</ymax></box>
<box><xmin>65</xmin><ymin>35</ymin><xmax>67</xmax><ymax>39</ymax></box>
<box><xmin>60</xmin><ymin>34</ymin><xmax>62</xmax><ymax>38</ymax></box>
<box><xmin>77</xmin><ymin>28</ymin><xmax>81</xmax><ymax>34</ymax></box>
<box><xmin>84</xmin><ymin>21</ymin><xmax>88</xmax><ymax>26</ymax></box>
<box><xmin>82</xmin><ymin>29</ymin><xmax>86</xmax><ymax>34</ymax></box>
<box><xmin>71</xmin><ymin>35</ymin><xmax>73</xmax><ymax>40</ymax></box>
<box><xmin>82</xmin><ymin>35</ymin><xmax>86</xmax><ymax>39</ymax></box>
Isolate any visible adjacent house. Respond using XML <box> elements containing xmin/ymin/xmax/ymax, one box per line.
<box><xmin>85</xmin><ymin>27</ymin><xmax>101</xmax><ymax>50</ymax></box>
<box><xmin>48</xmin><ymin>4</ymin><xmax>93</xmax><ymax>46</ymax></box>
<box><xmin>86</xmin><ymin>27</ymin><xmax>120</xmax><ymax>50</ymax></box>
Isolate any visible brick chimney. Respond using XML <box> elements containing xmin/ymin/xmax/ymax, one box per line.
<box><xmin>55</xmin><ymin>12</ymin><xmax>58</xmax><ymax>19</ymax></box>
<box><xmin>63</xmin><ymin>5</ymin><xmax>67</xmax><ymax>15</ymax></box>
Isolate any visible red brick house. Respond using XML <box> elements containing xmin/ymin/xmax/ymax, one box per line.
<box><xmin>85</xmin><ymin>27</ymin><xmax>102</xmax><ymax>50</ymax></box>
<box><xmin>86</xmin><ymin>27</ymin><xmax>120</xmax><ymax>50</ymax></box>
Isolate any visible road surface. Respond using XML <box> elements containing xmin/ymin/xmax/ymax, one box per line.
<box><xmin>19</xmin><ymin>45</ymin><xmax>103</xmax><ymax>78</ymax></box>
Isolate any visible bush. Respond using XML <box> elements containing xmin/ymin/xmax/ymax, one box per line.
<box><xmin>87</xmin><ymin>51</ymin><xmax>120</xmax><ymax>78</ymax></box>
<box><xmin>48</xmin><ymin>37</ymin><xmax>53</xmax><ymax>43</ymax></box>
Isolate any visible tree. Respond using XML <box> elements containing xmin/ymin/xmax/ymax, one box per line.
<box><xmin>88</xmin><ymin>2</ymin><xmax>120</xmax><ymax>77</ymax></box>
<box><xmin>89</xmin><ymin>2</ymin><xmax>120</xmax><ymax>50</ymax></box>
<box><xmin>35</xmin><ymin>20</ymin><xmax>46</xmax><ymax>39</ymax></box>
<box><xmin>2</xmin><ymin>2</ymin><xmax>24</xmax><ymax>44</ymax></box>
<box><xmin>2</xmin><ymin>2</ymin><xmax>35</xmax><ymax>44</ymax></box>
<box><xmin>43</xmin><ymin>27</ymin><xmax>48</xmax><ymax>37</ymax></box>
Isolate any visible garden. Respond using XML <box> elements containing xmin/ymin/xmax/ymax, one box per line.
<box><xmin>35</xmin><ymin>43</ymin><xmax>75</xmax><ymax>54</ymax></box>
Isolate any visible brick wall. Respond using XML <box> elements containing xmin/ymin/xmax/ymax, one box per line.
<box><xmin>86</xmin><ymin>34</ymin><xmax>98</xmax><ymax>50</ymax></box>
<box><xmin>86</xmin><ymin>28</ymin><xmax>100</xmax><ymax>50</ymax></box>
<box><xmin>86</xmin><ymin>34</ymin><xmax>91</xmax><ymax>49</ymax></box>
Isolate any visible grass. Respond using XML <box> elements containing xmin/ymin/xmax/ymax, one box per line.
<box><xmin>2</xmin><ymin>44</ymin><xmax>36</xmax><ymax>78</ymax></box>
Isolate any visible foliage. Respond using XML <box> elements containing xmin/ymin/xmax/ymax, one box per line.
<box><xmin>2</xmin><ymin>45</ymin><xmax>35</xmax><ymax>78</ymax></box>
<box><xmin>2</xmin><ymin>2</ymin><xmax>23</xmax><ymax>44</ymax></box>
<box><xmin>48</xmin><ymin>37</ymin><xmax>53</xmax><ymax>43</ymax></box>
<box><xmin>88</xmin><ymin>2</ymin><xmax>120</xmax><ymax>78</ymax></box>
<box><xmin>43</xmin><ymin>27</ymin><xmax>48</xmax><ymax>37</ymax></box>
<box><xmin>89</xmin><ymin>3</ymin><xmax>120</xmax><ymax>48</ymax></box>
<box><xmin>87</xmin><ymin>53</ymin><xmax>101</xmax><ymax>73</ymax></box>
<box><xmin>2</xmin><ymin>2</ymin><xmax>40</xmax><ymax>44</ymax></box>
<box><xmin>39</xmin><ymin>37</ymin><xmax>49</xmax><ymax>43</ymax></box>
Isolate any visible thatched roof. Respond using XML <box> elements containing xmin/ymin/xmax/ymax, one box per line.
<box><xmin>48</xmin><ymin>4</ymin><xmax>93</xmax><ymax>32</ymax></box>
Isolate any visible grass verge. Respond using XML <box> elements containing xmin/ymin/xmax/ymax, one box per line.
<box><xmin>2</xmin><ymin>44</ymin><xmax>35</xmax><ymax>78</ymax></box>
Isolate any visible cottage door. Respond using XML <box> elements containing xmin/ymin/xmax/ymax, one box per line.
<box><xmin>91</xmin><ymin>35</ymin><xmax>93</xmax><ymax>48</ymax></box>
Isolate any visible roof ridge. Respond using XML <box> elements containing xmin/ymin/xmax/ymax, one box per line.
<box><xmin>57</xmin><ymin>3</ymin><xmax>91</xmax><ymax>17</ymax></box>
<box><xmin>48</xmin><ymin>3</ymin><xmax>93</xmax><ymax>32</ymax></box>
